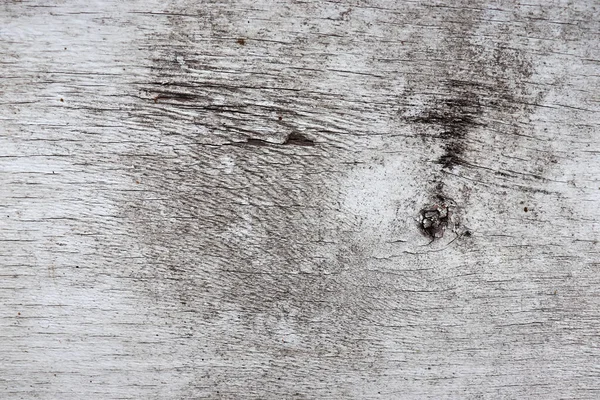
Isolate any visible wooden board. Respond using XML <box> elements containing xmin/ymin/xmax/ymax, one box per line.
<box><xmin>1</xmin><ymin>0</ymin><xmax>599</xmax><ymax>398</ymax></box>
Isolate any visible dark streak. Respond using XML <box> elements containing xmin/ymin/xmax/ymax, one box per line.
<box><xmin>241</xmin><ymin>133</ymin><xmax>315</xmax><ymax>147</ymax></box>
<box><xmin>153</xmin><ymin>91</ymin><xmax>197</xmax><ymax>103</ymax></box>
<box><xmin>409</xmin><ymin>88</ymin><xmax>483</xmax><ymax>169</ymax></box>
<box><xmin>284</xmin><ymin>132</ymin><xmax>315</xmax><ymax>147</ymax></box>
<box><xmin>244</xmin><ymin>138</ymin><xmax>271</xmax><ymax>146</ymax></box>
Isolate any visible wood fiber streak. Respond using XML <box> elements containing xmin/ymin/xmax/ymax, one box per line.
<box><xmin>1</xmin><ymin>0</ymin><xmax>599</xmax><ymax>399</ymax></box>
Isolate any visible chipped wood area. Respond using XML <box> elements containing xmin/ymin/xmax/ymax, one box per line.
<box><xmin>1</xmin><ymin>1</ymin><xmax>599</xmax><ymax>399</ymax></box>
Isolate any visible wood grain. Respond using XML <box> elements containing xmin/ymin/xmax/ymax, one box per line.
<box><xmin>1</xmin><ymin>1</ymin><xmax>599</xmax><ymax>398</ymax></box>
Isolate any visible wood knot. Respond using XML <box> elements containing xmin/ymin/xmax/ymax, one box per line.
<box><xmin>418</xmin><ymin>198</ymin><xmax>457</xmax><ymax>240</ymax></box>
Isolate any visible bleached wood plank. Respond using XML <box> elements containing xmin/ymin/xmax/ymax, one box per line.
<box><xmin>1</xmin><ymin>1</ymin><xmax>599</xmax><ymax>399</ymax></box>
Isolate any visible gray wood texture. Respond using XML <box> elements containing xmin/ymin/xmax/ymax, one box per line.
<box><xmin>1</xmin><ymin>1</ymin><xmax>599</xmax><ymax>398</ymax></box>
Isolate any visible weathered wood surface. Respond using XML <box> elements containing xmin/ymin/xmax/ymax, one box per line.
<box><xmin>1</xmin><ymin>0</ymin><xmax>599</xmax><ymax>398</ymax></box>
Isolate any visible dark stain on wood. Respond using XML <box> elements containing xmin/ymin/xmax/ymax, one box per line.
<box><xmin>398</xmin><ymin>2</ymin><xmax>560</xmax><ymax>235</ymax></box>
<box><xmin>283</xmin><ymin>132</ymin><xmax>314</xmax><ymax>146</ymax></box>
<box><xmin>410</xmin><ymin>89</ymin><xmax>484</xmax><ymax>169</ymax></box>
<box><xmin>121</xmin><ymin>1</ymin><xmax>574</xmax><ymax>396</ymax></box>
<box><xmin>237</xmin><ymin>133</ymin><xmax>314</xmax><ymax>147</ymax></box>
<box><xmin>153</xmin><ymin>91</ymin><xmax>198</xmax><ymax>103</ymax></box>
